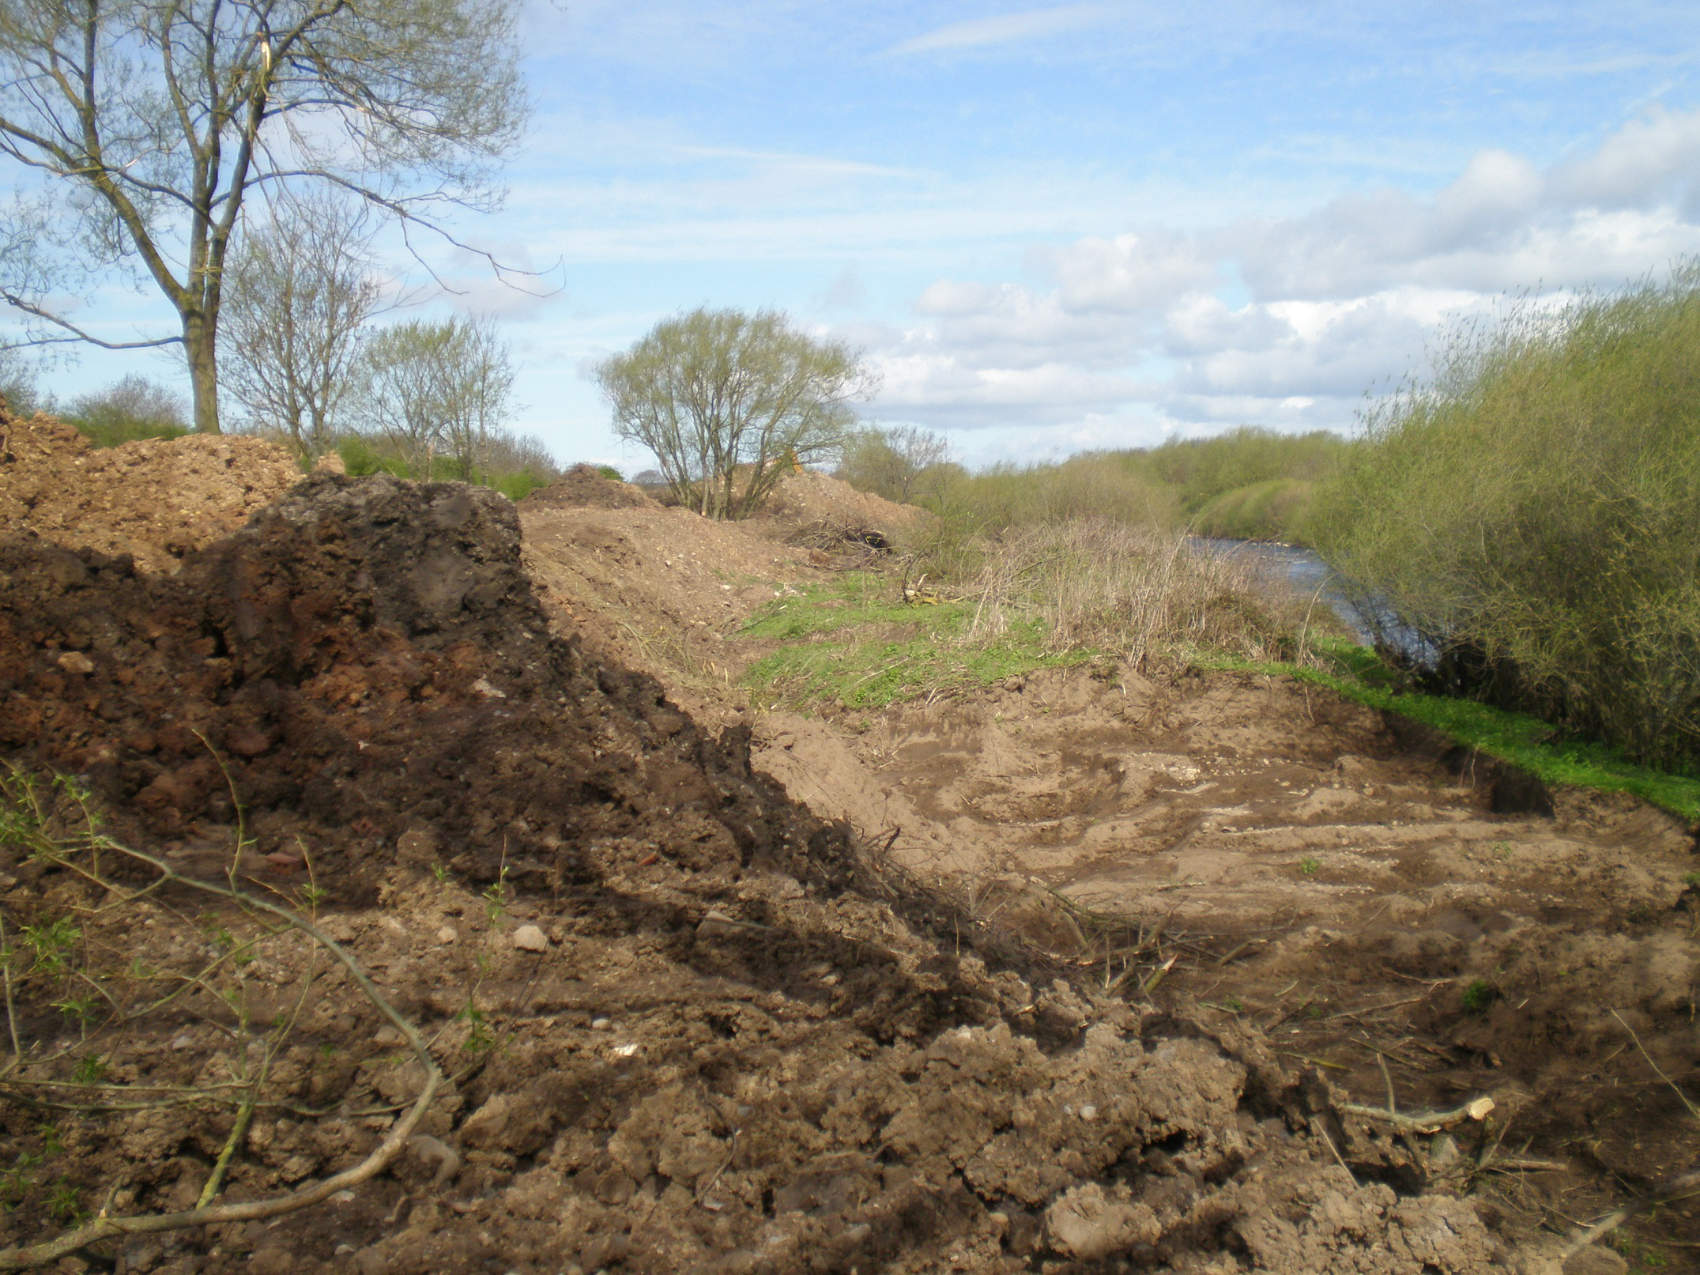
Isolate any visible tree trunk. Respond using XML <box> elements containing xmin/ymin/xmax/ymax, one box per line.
<box><xmin>184</xmin><ymin>312</ymin><xmax>223</xmax><ymax>434</ymax></box>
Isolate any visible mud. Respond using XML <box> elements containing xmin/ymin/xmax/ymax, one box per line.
<box><xmin>753</xmin><ymin>666</ymin><xmax>1700</xmax><ymax>1268</ymax></box>
<box><xmin>0</xmin><ymin>410</ymin><xmax>1515</xmax><ymax>1271</ymax></box>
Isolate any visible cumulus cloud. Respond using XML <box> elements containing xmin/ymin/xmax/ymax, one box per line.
<box><xmin>873</xmin><ymin>108</ymin><xmax>1700</xmax><ymax>451</ymax></box>
<box><xmin>1234</xmin><ymin>109</ymin><xmax>1700</xmax><ymax>300</ymax></box>
<box><xmin>1548</xmin><ymin>107</ymin><xmax>1700</xmax><ymax>209</ymax></box>
<box><xmin>1040</xmin><ymin>231</ymin><xmax>1218</xmax><ymax>314</ymax></box>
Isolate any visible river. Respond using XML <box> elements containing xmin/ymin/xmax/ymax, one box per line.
<box><xmin>1191</xmin><ymin>537</ymin><xmax>1432</xmax><ymax>661</ymax></box>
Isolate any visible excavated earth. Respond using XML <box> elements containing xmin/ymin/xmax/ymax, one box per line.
<box><xmin>0</xmin><ymin>405</ymin><xmax>1686</xmax><ymax>1272</ymax></box>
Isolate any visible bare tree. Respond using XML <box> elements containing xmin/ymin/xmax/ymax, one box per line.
<box><xmin>220</xmin><ymin>191</ymin><xmax>384</xmax><ymax>454</ymax></box>
<box><xmin>596</xmin><ymin>308</ymin><xmax>874</xmax><ymax>519</ymax></box>
<box><xmin>837</xmin><ymin>425</ymin><xmax>952</xmax><ymax>505</ymax></box>
<box><xmin>0</xmin><ymin>344</ymin><xmax>42</xmax><ymax>416</ymax></box>
<box><xmin>0</xmin><ymin>0</ymin><xmax>527</xmax><ymax>434</ymax></box>
<box><xmin>65</xmin><ymin>373</ymin><xmax>189</xmax><ymax>444</ymax></box>
<box><xmin>355</xmin><ymin>316</ymin><xmax>515</xmax><ymax>479</ymax></box>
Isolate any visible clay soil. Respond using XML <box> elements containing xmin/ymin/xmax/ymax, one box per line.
<box><xmin>0</xmin><ymin>406</ymin><xmax>1691</xmax><ymax>1272</ymax></box>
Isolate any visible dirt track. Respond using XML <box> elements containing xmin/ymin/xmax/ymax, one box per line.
<box><xmin>0</xmin><ymin>407</ymin><xmax>1692</xmax><ymax>1271</ymax></box>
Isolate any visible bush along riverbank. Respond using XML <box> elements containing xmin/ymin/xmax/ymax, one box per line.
<box><xmin>1311</xmin><ymin>262</ymin><xmax>1700</xmax><ymax>777</ymax></box>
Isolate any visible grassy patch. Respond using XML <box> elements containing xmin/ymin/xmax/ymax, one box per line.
<box><xmin>740</xmin><ymin>573</ymin><xmax>950</xmax><ymax>640</ymax></box>
<box><xmin>1199</xmin><ymin>636</ymin><xmax>1700</xmax><ymax>823</ymax></box>
<box><xmin>739</xmin><ymin>574</ymin><xmax>1094</xmax><ymax>709</ymax></box>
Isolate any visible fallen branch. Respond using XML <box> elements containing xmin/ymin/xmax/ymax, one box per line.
<box><xmin>0</xmin><ymin>841</ymin><xmax>444</xmax><ymax>1270</ymax></box>
<box><xmin>1340</xmin><ymin>1095</ymin><xmax>1495</xmax><ymax>1133</ymax></box>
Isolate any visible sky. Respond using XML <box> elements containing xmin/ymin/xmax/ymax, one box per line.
<box><xmin>13</xmin><ymin>0</ymin><xmax>1700</xmax><ymax>472</ymax></box>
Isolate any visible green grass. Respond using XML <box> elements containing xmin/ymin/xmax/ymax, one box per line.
<box><xmin>740</xmin><ymin>573</ymin><xmax>945</xmax><ymax>640</ymax></box>
<box><xmin>739</xmin><ymin>574</ymin><xmax>1095</xmax><ymax>708</ymax></box>
<box><xmin>1199</xmin><ymin>635</ymin><xmax>1700</xmax><ymax>823</ymax></box>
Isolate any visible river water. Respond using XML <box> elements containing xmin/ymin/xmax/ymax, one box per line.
<box><xmin>1191</xmin><ymin>537</ymin><xmax>1432</xmax><ymax>661</ymax></box>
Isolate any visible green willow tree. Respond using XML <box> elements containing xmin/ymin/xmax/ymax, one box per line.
<box><xmin>354</xmin><ymin>316</ymin><xmax>514</xmax><ymax>480</ymax></box>
<box><xmin>597</xmin><ymin>308</ymin><xmax>875</xmax><ymax>519</ymax></box>
<box><xmin>0</xmin><ymin>0</ymin><xmax>526</xmax><ymax>434</ymax></box>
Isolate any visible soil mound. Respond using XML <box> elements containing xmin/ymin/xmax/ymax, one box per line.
<box><xmin>0</xmin><ymin>472</ymin><xmax>1506</xmax><ymax>1271</ymax></box>
<box><xmin>755</xmin><ymin>469</ymin><xmax>928</xmax><ymax>545</ymax></box>
<box><xmin>526</xmin><ymin>462</ymin><xmax>658</xmax><ymax>510</ymax></box>
<box><xmin>0</xmin><ymin>408</ymin><xmax>301</xmax><ymax>572</ymax></box>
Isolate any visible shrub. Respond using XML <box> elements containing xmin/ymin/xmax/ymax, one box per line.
<box><xmin>333</xmin><ymin>428</ymin><xmax>561</xmax><ymax>498</ymax></box>
<box><xmin>1120</xmin><ymin>427</ymin><xmax>1347</xmax><ymax>528</ymax></box>
<box><xmin>966</xmin><ymin>519</ymin><xmax>1299</xmax><ymax>666</ymax></box>
<box><xmin>936</xmin><ymin>455</ymin><xmax>1178</xmax><ymax>537</ymax></box>
<box><xmin>63</xmin><ymin>374</ymin><xmax>190</xmax><ymax>447</ymax></box>
<box><xmin>1191</xmin><ymin>478</ymin><xmax>1318</xmax><ymax>542</ymax></box>
<box><xmin>1312</xmin><ymin>265</ymin><xmax>1700</xmax><ymax>770</ymax></box>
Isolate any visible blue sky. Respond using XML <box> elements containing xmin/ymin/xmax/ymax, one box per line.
<box><xmin>17</xmin><ymin>0</ymin><xmax>1700</xmax><ymax>471</ymax></box>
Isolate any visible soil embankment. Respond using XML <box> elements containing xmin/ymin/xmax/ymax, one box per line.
<box><xmin>520</xmin><ymin>460</ymin><xmax>1700</xmax><ymax>1267</ymax></box>
<box><xmin>0</xmin><ymin>409</ymin><xmax>1510</xmax><ymax>1271</ymax></box>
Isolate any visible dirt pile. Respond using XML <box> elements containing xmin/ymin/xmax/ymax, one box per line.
<box><xmin>526</xmin><ymin>463</ymin><xmax>658</xmax><ymax>510</ymax></box>
<box><xmin>0</xmin><ymin>409</ymin><xmax>301</xmax><ymax>572</ymax></box>
<box><xmin>754</xmin><ymin>468</ymin><xmax>929</xmax><ymax>545</ymax></box>
<box><xmin>0</xmin><ymin>449</ymin><xmax>1508</xmax><ymax>1269</ymax></box>
<box><xmin>519</xmin><ymin>498</ymin><xmax>822</xmax><ymax>723</ymax></box>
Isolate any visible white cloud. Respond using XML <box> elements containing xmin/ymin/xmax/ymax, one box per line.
<box><xmin>1233</xmin><ymin>108</ymin><xmax>1700</xmax><ymax>300</ymax></box>
<box><xmin>1549</xmin><ymin>106</ymin><xmax>1700</xmax><ymax>209</ymax></box>
<box><xmin>1042</xmin><ymin>231</ymin><xmax>1217</xmax><ymax>313</ymax></box>
<box><xmin>1162</xmin><ymin>295</ymin><xmax>1290</xmax><ymax>357</ymax></box>
<box><xmin>866</xmin><ymin>108</ymin><xmax>1700</xmax><ymax>451</ymax></box>
<box><xmin>885</xmin><ymin>4</ymin><xmax>1117</xmax><ymax>56</ymax></box>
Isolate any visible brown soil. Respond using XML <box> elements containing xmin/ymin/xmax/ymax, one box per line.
<box><xmin>0</xmin><ymin>412</ymin><xmax>302</xmax><ymax>573</ymax></box>
<box><xmin>754</xmin><ymin>665</ymin><xmax>1700</xmax><ymax>1251</ymax></box>
<box><xmin>0</xmin><ymin>404</ymin><xmax>1681</xmax><ymax>1272</ymax></box>
<box><xmin>527</xmin><ymin>463</ymin><xmax>660</xmax><ymax>510</ymax></box>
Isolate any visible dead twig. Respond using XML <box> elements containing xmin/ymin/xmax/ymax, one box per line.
<box><xmin>1340</xmin><ymin>1095</ymin><xmax>1495</xmax><ymax>1133</ymax></box>
<box><xmin>0</xmin><ymin>841</ymin><xmax>443</xmax><ymax>1271</ymax></box>
<box><xmin>1560</xmin><ymin>1170</ymin><xmax>1700</xmax><ymax>1264</ymax></box>
<box><xmin>1610</xmin><ymin>1008</ymin><xmax>1700</xmax><ymax>1121</ymax></box>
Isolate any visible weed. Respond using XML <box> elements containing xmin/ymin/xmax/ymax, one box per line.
<box><xmin>0</xmin><ymin>1150</ymin><xmax>42</xmax><ymax>1209</ymax></box>
<box><xmin>1682</xmin><ymin>871</ymin><xmax>1700</xmax><ymax>888</ymax></box>
<box><xmin>459</xmin><ymin>1003</ymin><xmax>496</xmax><ymax>1056</ymax></box>
<box><xmin>20</xmin><ymin>918</ymin><xmax>79</xmax><ymax>977</ymax></box>
<box><xmin>431</xmin><ymin>861</ymin><xmax>451</xmax><ymax>885</ymax></box>
<box><xmin>71</xmin><ymin>1055</ymin><xmax>108</xmax><ymax>1085</ymax></box>
<box><xmin>482</xmin><ymin>865</ymin><xmax>509</xmax><ymax>927</ymax></box>
<box><xmin>1461</xmin><ymin>978</ymin><xmax>1499</xmax><ymax>1014</ymax></box>
<box><xmin>1298</xmin><ymin>856</ymin><xmax>1321</xmax><ymax>877</ymax></box>
<box><xmin>1608</xmin><ymin>1231</ymin><xmax>1671</xmax><ymax>1271</ymax></box>
<box><xmin>45</xmin><ymin>1178</ymin><xmax>84</xmax><ymax>1226</ymax></box>
<box><xmin>51</xmin><ymin>994</ymin><xmax>100</xmax><ymax>1032</ymax></box>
